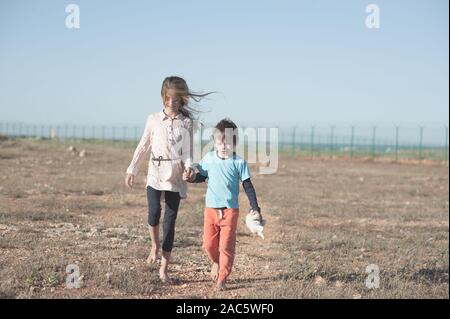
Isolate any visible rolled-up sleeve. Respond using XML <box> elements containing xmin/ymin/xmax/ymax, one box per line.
<box><xmin>126</xmin><ymin>115</ymin><xmax>152</xmax><ymax>176</ymax></box>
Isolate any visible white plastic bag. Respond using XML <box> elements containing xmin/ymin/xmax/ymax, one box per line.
<box><xmin>245</xmin><ymin>211</ymin><xmax>266</xmax><ymax>239</ymax></box>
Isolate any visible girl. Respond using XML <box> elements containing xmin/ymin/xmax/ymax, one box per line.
<box><xmin>125</xmin><ymin>76</ymin><xmax>213</xmax><ymax>283</ymax></box>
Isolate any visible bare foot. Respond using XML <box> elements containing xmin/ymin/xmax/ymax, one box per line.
<box><xmin>159</xmin><ymin>268</ymin><xmax>171</xmax><ymax>284</ymax></box>
<box><xmin>146</xmin><ymin>246</ymin><xmax>159</xmax><ymax>264</ymax></box>
<box><xmin>216</xmin><ymin>281</ymin><xmax>226</xmax><ymax>291</ymax></box>
<box><xmin>210</xmin><ymin>263</ymin><xmax>219</xmax><ymax>281</ymax></box>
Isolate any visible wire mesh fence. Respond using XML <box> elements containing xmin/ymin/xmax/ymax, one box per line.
<box><xmin>0</xmin><ymin>122</ymin><xmax>448</xmax><ymax>162</ymax></box>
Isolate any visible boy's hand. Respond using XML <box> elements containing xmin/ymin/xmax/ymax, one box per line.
<box><xmin>125</xmin><ymin>174</ymin><xmax>134</xmax><ymax>189</ymax></box>
<box><xmin>250</xmin><ymin>208</ymin><xmax>263</xmax><ymax>223</ymax></box>
<box><xmin>183</xmin><ymin>167</ymin><xmax>196</xmax><ymax>182</ymax></box>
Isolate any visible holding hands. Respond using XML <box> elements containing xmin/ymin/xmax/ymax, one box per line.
<box><xmin>183</xmin><ymin>167</ymin><xmax>196</xmax><ymax>182</ymax></box>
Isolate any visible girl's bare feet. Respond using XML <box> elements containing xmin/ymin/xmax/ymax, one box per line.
<box><xmin>147</xmin><ymin>225</ymin><xmax>160</xmax><ymax>264</ymax></box>
<box><xmin>210</xmin><ymin>263</ymin><xmax>219</xmax><ymax>281</ymax></box>
<box><xmin>216</xmin><ymin>281</ymin><xmax>226</xmax><ymax>291</ymax></box>
<box><xmin>159</xmin><ymin>250</ymin><xmax>172</xmax><ymax>283</ymax></box>
<box><xmin>146</xmin><ymin>246</ymin><xmax>159</xmax><ymax>264</ymax></box>
<box><xmin>159</xmin><ymin>268</ymin><xmax>171</xmax><ymax>283</ymax></box>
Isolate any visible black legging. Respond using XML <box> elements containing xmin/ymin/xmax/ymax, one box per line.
<box><xmin>146</xmin><ymin>185</ymin><xmax>181</xmax><ymax>252</ymax></box>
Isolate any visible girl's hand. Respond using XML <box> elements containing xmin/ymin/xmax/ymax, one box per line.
<box><xmin>183</xmin><ymin>168</ymin><xmax>196</xmax><ymax>182</ymax></box>
<box><xmin>125</xmin><ymin>174</ymin><xmax>134</xmax><ymax>188</ymax></box>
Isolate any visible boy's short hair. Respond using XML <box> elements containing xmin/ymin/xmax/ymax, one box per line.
<box><xmin>214</xmin><ymin>118</ymin><xmax>238</xmax><ymax>147</ymax></box>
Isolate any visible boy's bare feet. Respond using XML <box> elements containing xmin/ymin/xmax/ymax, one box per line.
<box><xmin>146</xmin><ymin>246</ymin><xmax>159</xmax><ymax>264</ymax></box>
<box><xmin>216</xmin><ymin>281</ymin><xmax>226</xmax><ymax>291</ymax></box>
<box><xmin>210</xmin><ymin>263</ymin><xmax>219</xmax><ymax>281</ymax></box>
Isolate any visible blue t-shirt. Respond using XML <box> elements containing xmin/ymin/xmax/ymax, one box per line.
<box><xmin>197</xmin><ymin>151</ymin><xmax>251</xmax><ymax>209</ymax></box>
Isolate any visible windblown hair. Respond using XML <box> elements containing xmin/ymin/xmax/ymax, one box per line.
<box><xmin>161</xmin><ymin>76</ymin><xmax>215</xmax><ymax>119</ymax></box>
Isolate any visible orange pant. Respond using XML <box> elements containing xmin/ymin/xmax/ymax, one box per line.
<box><xmin>202</xmin><ymin>207</ymin><xmax>239</xmax><ymax>282</ymax></box>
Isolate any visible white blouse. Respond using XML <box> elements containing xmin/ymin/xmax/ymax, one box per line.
<box><xmin>126</xmin><ymin>110</ymin><xmax>193</xmax><ymax>198</ymax></box>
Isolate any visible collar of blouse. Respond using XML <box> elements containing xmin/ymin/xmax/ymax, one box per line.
<box><xmin>159</xmin><ymin>109</ymin><xmax>185</xmax><ymax>121</ymax></box>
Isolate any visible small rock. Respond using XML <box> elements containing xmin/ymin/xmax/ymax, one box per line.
<box><xmin>314</xmin><ymin>276</ymin><xmax>326</xmax><ymax>286</ymax></box>
<box><xmin>95</xmin><ymin>224</ymin><xmax>106</xmax><ymax>232</ymax></box>
<box><xmin>353</xmin><ymin>293</ymin><xmax>362</xmax><ymax>299</ymax></box>
<box><xmin>79</xmin><ymin>149</ymin><xmax>87</xmax><ymax>157</ymax></box>
<box><xmin>67</xmin><ymin>146</ymin><xmax>78</xmax><ymax>155</ymax></box>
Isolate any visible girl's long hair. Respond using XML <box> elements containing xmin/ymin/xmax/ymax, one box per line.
<box><xmin>161</xmin><ymin>76</ymin><xmax>215</xmax><ymax>120</ymax></box>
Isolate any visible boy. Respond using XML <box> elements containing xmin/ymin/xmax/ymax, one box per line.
<box><xmin>183</xmin><ymin>118</ymin><xmax>262</xmax><ymax>291</ymax></box>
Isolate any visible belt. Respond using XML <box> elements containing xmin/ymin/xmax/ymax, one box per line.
<box><xmin>151</xmin><ymin>152</ymin><xmax>175</xmax><ymax>167</ymax></box>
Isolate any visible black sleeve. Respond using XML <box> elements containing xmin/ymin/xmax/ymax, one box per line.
<box><xmin>242</xmin><ymin>178</ymin><xmax>260</xmax><ymax>212</ymax></box>
<box><xmin>193</xmin><ymin>173</ymin><xmax>208</xmax><ymax>183</ymax></box>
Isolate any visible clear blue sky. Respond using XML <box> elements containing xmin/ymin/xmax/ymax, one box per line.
<box><xmin>0</xmin><ymin>0</ymin><xmax>448</xmax><ymax>127</ymax></box>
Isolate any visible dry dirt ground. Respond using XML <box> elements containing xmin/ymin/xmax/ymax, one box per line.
<box><xmin>0</xmin><ymin>137</ymin><xmax>448</xmax><ymax>298</ymax></box>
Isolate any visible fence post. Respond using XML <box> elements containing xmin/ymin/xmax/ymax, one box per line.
<box><xmin>371</xmin><ymin>126</ymin><xmax>376</xmax><ymax>160</ymax></box>
<box><xmin>350</xmin><ymin>125</ymin><xmax>355</xmax><ymax>160</ymax></box>
<box><xmin>330</xmin><ymin>125</ymin><xmax>334</xmax><ymax>159</ymax></box>
<box><xmin>395</xmin><ymin>126</ymin><xmax>399</xmax><ymax>162</ymax></box>
<box><xmin>445</xmin><ymin>126</ymin><xmax>448</xmax><ymax>162</ymax></box>
<box><xmin>291</xmin><ymin>126</ymin><xmax>296</xmax><ymax>157</ymax></box>
<box><xmin>299</xmin><ymin>133</ymin><xmax>303</xmax><ymax>157</ymax></box>
<box><xmin>310</xmin><ymin>125</ymin><xmax>315</xmax><ymax>159</ymax></box>
<box><xmin>419</xmin><ymin>126</ymin><xmax>424</xmax><ymax>160</ymax></box>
